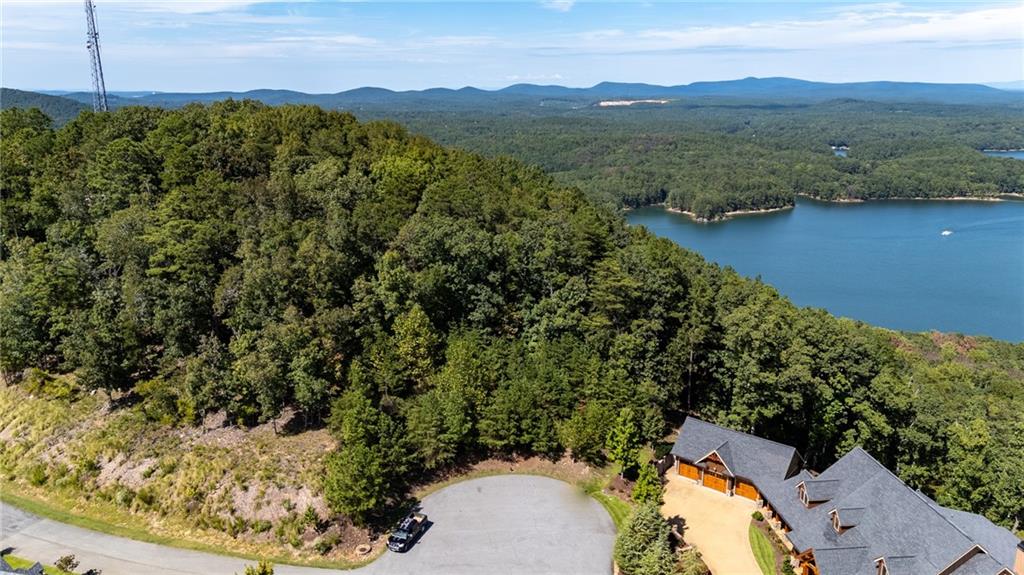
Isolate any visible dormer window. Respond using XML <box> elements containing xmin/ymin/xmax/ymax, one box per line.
<box><xmin>876</xmin><ymin>558</ymin><xmax>888</xmax><ymax>575</ymax></box>
<box><xmin>798</xmin><ymin>479</ymin><xmax>840</xmax><ymax>507</ymax></box>
<box><xmin>832</xmin><ymin>507</ymin><xmax>864</xmax><ymax>532</ymax></box>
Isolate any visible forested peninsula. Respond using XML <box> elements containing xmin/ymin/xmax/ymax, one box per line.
<box><xmin>1</xmin><ymin>103</ymin><xmax>1022</xmax><ymax>562</ymax></box>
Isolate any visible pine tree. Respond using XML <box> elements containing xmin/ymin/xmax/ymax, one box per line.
<box><xmin>613</xmin><ymin>502</ymin><xmax>672</xmax><ymax>575</ymax></box>
<box><xmin>632</xmin><ymin>460</ymin><xmax>662</xmax><ymax>505</ymax></box>
<box><xmin>606</xmin><ymin>407</ymin><xmax>642</xmax><ymax>478</ymax></box>
<box><xmin>323</xmin><ymin>384</ymin><xmax>409</xmax><ymax>525</ymax></box>
<box><xmin>636</xmin><ymin>531</ymin><xmax>675</xmax><ymax>575</ymax></box>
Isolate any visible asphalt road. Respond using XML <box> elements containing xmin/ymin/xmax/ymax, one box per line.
<box><xmin>0</xmin><ymin>475</ymin><xmax>615</xmax><ymax>575</ymax></box>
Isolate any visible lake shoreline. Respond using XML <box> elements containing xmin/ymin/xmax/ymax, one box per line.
<box><xmin>660</xmin><ymin>204</ymin><xmax>794</xmax><ymax>223</ymax></box>
<box><xmin>648</xmin><ymin>193</ymin><xmax>1023</xmax><ymax>223</ymax></box>
<box><xmin>798</xmin><ymin>193</ymin><xmax>1024</xmax><ymax>204</ymax></box>
<box><xmin>627</xmin><ymin>199</ymin><xmax>1024</xmax><ymax>341</ymax></box>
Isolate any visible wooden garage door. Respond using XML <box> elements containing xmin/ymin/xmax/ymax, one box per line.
<box><xmin>702</xmin><ymin>472</ymin><xmax>728</xmax><ymax>493</ymax></box>
<box><xmin>736</xmin><ymin>480</ymin><xmax>758</xmax><ymax>500</ymax></box>
<box><xmin>678</xmin><ymin>462</ymin><xmax>699</xmax><ymax>480</ymax></box>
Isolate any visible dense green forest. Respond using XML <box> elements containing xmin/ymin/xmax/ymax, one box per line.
<box><xmin>0</xmin><ymin>88</ymin><xmax>89</xmax><ymax>127</ymax></box>
<box><xmin>7</xmin><ymin>88</ymin><xmax>1023</xmax><ymax>220</ymax></box>
<box><xmin>1</xmin><ymin>104</ymin><xmax>1022</xmax><ymax>534</ymax></box>
<box><xmin>375</xmin><ymin>100</ymin><xmax>1024</xmax><ymax>219</ymax></box>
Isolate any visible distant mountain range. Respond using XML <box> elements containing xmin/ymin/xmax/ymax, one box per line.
<box><xmin>985</xmin><ymin>80</ymin><xmax>1024</xmax><ymax>92</ymax></box>
<box><xmin>1</xmin><ymin>88</ymin><xmax>89</xmax><ymax>123</ymax></box>
<box><xmin>5</xmin><ymin>77</ymin><xmax>1021</xmax><ymax>125</ymax></box>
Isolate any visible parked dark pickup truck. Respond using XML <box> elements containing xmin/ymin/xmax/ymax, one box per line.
<box><xmin>387</xmin><ymin>512</ymin><xmax>427</xmax><ymax>552</ymax></box>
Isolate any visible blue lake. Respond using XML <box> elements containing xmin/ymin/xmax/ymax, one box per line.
<box><xmin>983</xmin><ymin>150</ymin><xmax>1024</xmax><ymax>160</ymax></box>
<box><xmin>627</xmin><ymin>197</ymin><xmax>1024</xmax><ymax>341</ymax></box>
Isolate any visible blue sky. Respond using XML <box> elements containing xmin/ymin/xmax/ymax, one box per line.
<box><xmin>2</xmin><ymin>1</ymin><xmax>1021</xmax><ymax>92</ymax></box>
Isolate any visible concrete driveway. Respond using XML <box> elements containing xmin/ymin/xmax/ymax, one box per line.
<box><xmin>1</xmin><ymin>475</ymin><xmax>615</xmax><ymax>575</ymax></box>
<box><xmin>661</xmin><ymin>471</ymin><xmax>762</xmax><ymax>575</ymax></box>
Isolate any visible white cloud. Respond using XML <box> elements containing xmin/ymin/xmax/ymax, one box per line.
<box><xmin>839</xmin><ymin>4</ymin><xmax>1024</xmax><ymax>45</ymax></box>
<box><xmin>0</xmin><ymin>0</ymin><xmax>280</xmax><ymax>14</ymax></box>
<box><xmin>1</xmin><ymin>41</ymin><xmax>79</xmax><ymax>53</ymax></box>
<box><xmin>540</xmin><ymin>0</ymin><xmax>575</xmax><ymax>13</ymax></box>
<box><xmin>576</xmin><ymin>29</ymin><xmax>624</xmax><ymax>42</ymax></box>
<box><xmin>505</xmin><ymin>72</ymin><xmax>565</xmax><ymax>81</ymax></box>
<box><xmin>598</xmin><ymin>3</ymin><xmax>1023</xmax><ymax>54</ymax></box>
<box><xmin>105</xmin><ymin>0</ymin><xmax>280</xmax><ymax>15</ymax></box>
<box><xmin>425</xmin><ymin>35</ymin><xmax>498</xmax><ymax>47</ymax></box>
<box><xmin>270</xmin><ymin>34</ymin><xmax>377</xmax><ymax>47</ymax></box>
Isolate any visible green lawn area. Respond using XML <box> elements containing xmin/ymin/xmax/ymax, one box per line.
<box><xmin>749</xmin><ymin>522</ymin><xmax>777</xmax><ymax>575</ymax></box>
<box><xmin>577</xmin><ymin>473</ymin><xmax>633</xmax><ymax>530</ymax></box>
<box><xmin>588</xmin><ymin>490</ymin><xmax>632</xmax><ymax>529</ymax></box>
<box><xmin>2</xmin><ymin>554</ymin><xmax>73</xmax><ymax>575</ymax></box>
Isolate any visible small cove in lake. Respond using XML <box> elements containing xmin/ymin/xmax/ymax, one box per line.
<box><xmin>982</xmin><ymin>150</ymin><xmax>1024</xmax><ymax>160</ymax></box>
<box><xmin>627</xmin><ymin>196</ymin><xmax>1024</xmax><ymax>341</ymax></box>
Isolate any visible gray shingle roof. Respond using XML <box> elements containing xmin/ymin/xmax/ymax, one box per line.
<box><xmin>814</xmin><ymin>547</ymin><xmax>870</xmax><ymax>575</ymax></box>
<box><xmin>759</xmin><ymin>469</ymin><xmax>816</xmax><ymax>528</ymax></box>
<box><xmin>0</xmin><ymin>558</ymin><xmax>44</xmax><ymax>575</ymax></box>
<box><xmin>712</xmin><ymin>441</ymin><xmax>735</xmax><ymax>474</ymax></box>
<box><xmin>780</xmin><ymin>447</ymin><xmax>1019</xmax><ymax>575</ymax></box>
<box><xmin>803</xmin><ymin>479</ymin><xmax>841</xmax><ymax>502</ymax></box>
<box><xmin>925</xmin><ymin>501</ymin><xmax>1021</xmax><ymax>569</ymax></box>
<box><xmin>670</xmin><ymin>416</ymin><xmax>800</xmax><ymax>487</ymax></box>
<box><xmin>672</xmin><ymin>419</ymin><xmax>1021</xmax><ymax>575</ymax></box>
<box><xmin>835</xmin><ymin>507</ymin><xmax>866</xmax><ymax>528</ymax></box>
<box><xmin>884</xmin><ymin>555</ymin><xmax>927</xmax><ymax>574</ymax></box>
<box><xmin>951</xmin><ymin>552</ymin><xmax>1014</xmax><ymax>575</ymax></box>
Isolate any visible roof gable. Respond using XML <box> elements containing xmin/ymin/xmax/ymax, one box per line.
<box><xmin>926</xmin><ymin>502</ymin><xmax>1022</xmax><ymax>569</ymax></box>
<box><xmin>696</xmin><ymin>442</ymin><xmax>736</xmax><ymax>476</ymax></box>
<box><xmin>835</xmin><ymin>507</ymin><xmax>866</xmax><ymax>528</ymax></box>
<box><xmin>671</xmin><ymin>417</ymin><xmax>800</xmax><ymax>487</ymax></box>
<box><xmin>786</xmin><ymin>449</ymin><xmax>1020</xmax><ymax>575</ymax></box>
<box><xmin>672</xmin><ymin>420</ymin><xmax>1022</xmax><ymax>575</ymax></box>
<box><xmin>803</xmin><ymin>479</ymin><xmax>841</xmax><ymax>502</ymax></box>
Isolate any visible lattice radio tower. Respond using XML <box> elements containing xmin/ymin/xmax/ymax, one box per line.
<box><xmin>84</xmin><ymin>0</ymin><xmax>109</xmax><ymax>112</ymax></box>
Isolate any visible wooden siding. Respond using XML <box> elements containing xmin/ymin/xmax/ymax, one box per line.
<box><xmin>736</xmin><ymin>479</ymin><xmax>758</xmax><ymax>500</ymax></box>
<box><xmin>679</xmin><ymin>461</ymin><xmax>699</xmax><ymax>480</ymax></box>
<box><xmin>704</xmin><ymin>452</ymin><xmax>725</xmax><ymax>465</ymax></box>
<box><xmin>702</xmin><ymin>471</ymin><xmax>728</xmax><ymax>493</ymax></box>
<box><xmin>797</xmin><ymin>549</ymin><xmax>820</xmax><ymax>575</ymax></box>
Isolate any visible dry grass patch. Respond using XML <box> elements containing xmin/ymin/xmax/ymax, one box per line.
<box><xmin>0</xmin><ymin>383</ymin><xmax>377</xmax><ymax>566</ymax></box>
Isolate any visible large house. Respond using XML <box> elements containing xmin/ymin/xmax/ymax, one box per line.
<box><xmin>670</xmin><ymin>417</ymin><xmax>1023</xmax><ymax>575</ymax></box>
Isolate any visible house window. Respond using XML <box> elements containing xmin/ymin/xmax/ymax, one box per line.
<box><xmin>831</xmin><ymin>511</ymin><xmax>841</xmax><ymax>533</ymax></box>
<box><xmin>876</xmin><ymin>559</ymin><xmax>888</xmax><ymax>575</ymax></box>
<box><xmin>798</xmin><ymin>484</ymin><xmax>809</xmax><ymax>506</ymax></box>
